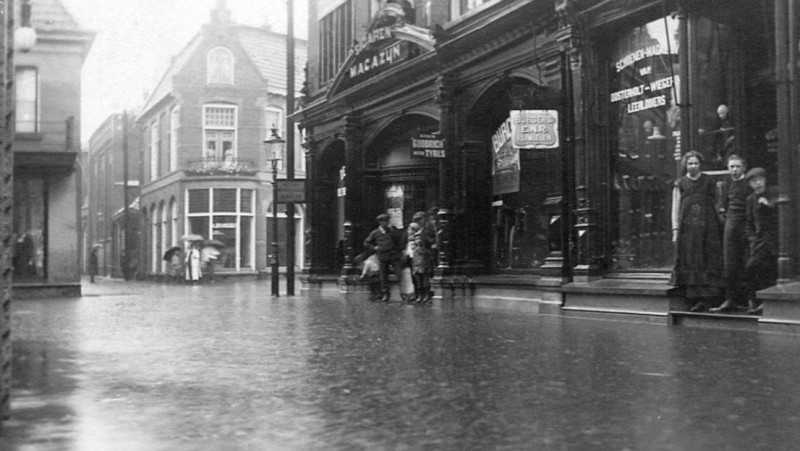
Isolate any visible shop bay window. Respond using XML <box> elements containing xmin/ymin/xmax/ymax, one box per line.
<box><xmin>186</xmin><ymin>188</ymin><xmax>254</xmax><ymax>270</ymax></box>
<box><xmin>609</xmin><ymin>15</ymin><xmax>738</xmax><ymax>271</ymax></box>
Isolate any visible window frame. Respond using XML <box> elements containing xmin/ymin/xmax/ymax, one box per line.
<box><xmin>203</xmin><ymin>104</ymin><xmax>238</xmax><ymax>160</ymax></box>
<box><xmin>15</xmin><ymin>66</ymin><xmax>39</xmax><ymax>133</ymax></box>
<box><xmin>170</xmin><ymin>106</ymin><xmax>179</xmax><ymax>172</ymax></box>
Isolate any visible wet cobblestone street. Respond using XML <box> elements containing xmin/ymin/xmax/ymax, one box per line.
<box><xmin>2</xmin><ymin>278</ymin><xmax>800</xmax><ymax>450</ymax></box>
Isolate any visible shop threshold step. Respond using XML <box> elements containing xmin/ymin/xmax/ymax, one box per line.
<box><xmin>670</xmin><ymin>311</ymin><xmax>760</xmax><ymax>321</ymax></box>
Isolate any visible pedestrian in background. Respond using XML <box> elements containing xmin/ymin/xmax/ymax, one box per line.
<box><xmin>710</xmin><ymin>154</ymin><xmax>752</xmax><ymax>313</ymax></box>
<box><xmin>410</xmin><ymin>211</ymin><xmax>434</xmax><ymax>303</ymax></box>
<box><xmin>89</xmin><ymin>247</ymin><xmax>99</xmax><ymax>283</ymax></box>
<box><xmin>670</xmin><ymin>151</ymin><xmax>724</xmax><ymax>312</ymax></box>
<box><xmin>185</xmin><ymin>242</ymin><xmax>202</xmax><ymax>284</ymax></box>
<box><xmin>744</xmin><ymin>167</ymin><xmax>778</xmax><ymax>314</ymax></box>
<box><xmin>363</xmin><ymin>213</ymin><xmax>401</xmax><ymax>302</ymax></box>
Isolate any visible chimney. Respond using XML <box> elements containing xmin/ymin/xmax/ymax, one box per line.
<box><xmin>211</xmin><ymin>0</ymin><xmax>231</xmax><ymax>24</ymax></box>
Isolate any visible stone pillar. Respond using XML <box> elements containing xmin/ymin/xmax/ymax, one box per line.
<box><xmin>0</xmin><ymin>0</ymin><xmax>12</xmax><ymax>422</ymax></box>
<box><xmin>340</xmin><ymin>114</ymin><xmax>363</xmax><ymax>278</ymax></box>
<box><xmin>302</xmin><ymin>134</ymin><xmax>318</xmax><ymax>274</ymax></box>
<box><xmin>436</xmin><ymin>74</ymin><xmax>457</xmax><ymax>273</ymax></box>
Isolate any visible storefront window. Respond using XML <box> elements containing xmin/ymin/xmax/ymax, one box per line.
<box><xmin>186</xmin><ymin>188</ymin><xmax>254</xmax><ymax>271</ymax></box>
<box><xmin>609</xmin><ymin>15</ymin><xmax>736</xmax><ymax>271</ymax></box>
<box><xmin>610</xmin><ymin>16</ymin><xmax>680</xmax><ymax>271</ymax></box>
<box><xmin>13</xmin><ymin>178</ymin><xmax>46</xmax><ymax>281</ymax></box>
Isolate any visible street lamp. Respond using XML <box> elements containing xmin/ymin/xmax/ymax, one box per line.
<box><xmin>15</xmin><ymin>0</ymin><xmax>37</xmax><ymax>53</ymax></box>
<box><xmin>265</xmin><ymin>127</ymin><xmax>284</xmax><ymax>296</ymax></box>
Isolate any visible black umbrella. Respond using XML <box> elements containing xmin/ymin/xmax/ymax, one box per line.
<box><xmin>163</xmin><ymin>245</ymin><xmax>182</xmax><ymax>261</ymax></box>
<box><xmin>202</xmin><ymin>239</ymin><xmax>226</xmax><ymax>249</ymax></box>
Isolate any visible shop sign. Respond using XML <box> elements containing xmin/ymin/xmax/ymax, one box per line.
<box><xmin>338</xmin><ymin>41</ymin><xmax>409</xmax><ymax>92</ymax></box>
<box><xmin>510</xmin><ymin>110</ymin><xmax>559</xmax><ymax>149</ymax></box>
<box><xmin>492</xmin><ymin>117</ymin><xmax>520</xmax><ymax>195</ymax></box>
<box><xmin>410</xmin><ymin>133</ymin><xmax>446</xmax><ymax>159</ymax></box>
<box><xmin>276</xmin><ymin>180</ymin><xmax>305</xmax><ymax>203</ymax></box>
<box><xmin>213</xmin><ymin>223</ymin><xmax>236</xmax><ymax>228</ymax></box>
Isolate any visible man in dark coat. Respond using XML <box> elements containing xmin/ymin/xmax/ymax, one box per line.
<box><xmin>744</xmin><ymin>167</ymin><xmax>778</xmax><ymax>314</ymax></box>
<box><xmin>364</xmin><ymin>213</ymin><xmax>401</xmax><ymax>302</ymax></box>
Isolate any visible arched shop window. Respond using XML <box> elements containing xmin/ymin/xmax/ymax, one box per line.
<box><xmin>609</xmin><ymin>15</ymin><xmax>738</xmax><ymax>271</ymax></box>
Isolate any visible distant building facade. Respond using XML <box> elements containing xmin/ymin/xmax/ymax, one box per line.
<box><xmin>13</xmin><ymin>0</ymin><xmax>93</xmax><ymax>298</ymax></box>
<box><xmin>137</xmin><ymin>2</ymin><xmax>306</xmax><ymax>279</ymax></box>
<box><xmin>85</xmin><ymin>113</ymin><xmax>141</xmax><ymax>279</ymax></box>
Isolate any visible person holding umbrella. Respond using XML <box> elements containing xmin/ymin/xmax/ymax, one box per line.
<box><xmin>185</xmin><ymin>241</ymin><xmax>202</xmax><ymax>284</ymax></box>
<box><xmin>163</xmin><ymin>245</ymin><xmax>183</xmax><ymax>284</ymax></box>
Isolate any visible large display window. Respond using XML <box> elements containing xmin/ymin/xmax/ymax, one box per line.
<box><xmin>609</xmin><ymin>15</ymin><xmax>738</xmax><ymax>271</ymax></box>
<box><xmin>186</xmin><ymin>188</ymin><xmax>254</xmax><ymax>270</ymax></box>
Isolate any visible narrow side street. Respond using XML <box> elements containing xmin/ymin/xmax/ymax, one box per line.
<box><xmin>2</xmin><ymin>278</ymin><xmax>800</xmax><ymax>450</ymax></box>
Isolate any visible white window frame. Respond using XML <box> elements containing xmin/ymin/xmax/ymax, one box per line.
<box><xmin>170</xmin><ymin>106</ymin><xmax>180</xmax><ymax>172</ymax></box>
<box><xmin>185</xmin><ymin>188</ymin><xmax>255</xmax><ymax>271</ymax></box>
<box><xmin>203</xmin><ymin>104</ymin><xmax>238</xmax><ymax>161</ymax></box>
<box><xmin>207</xmin><ymin>46</ymin><xmax>235</xmax><ymax>85</ymax></box>
<box><xmin>150</xmin><ymin>120</ymin><xmax>160</xmax><ymax>180</ymax></box>
<box><xmin>15</xmin><ymin>66</ymin><xmax>38</xmax><ymax>133</ymax></box>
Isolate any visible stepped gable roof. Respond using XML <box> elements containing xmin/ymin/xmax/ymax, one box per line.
<box><xmin>141</xmin><ymin>24</ymin><xmax>307</xmax><ymax>117</ymax></box>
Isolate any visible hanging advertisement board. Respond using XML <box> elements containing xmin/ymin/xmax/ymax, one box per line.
<box><xmin>510</xmin><ymin>110</ymin><xmax>559</xmax><ymax>149</ymax></box>
<box><xmin>492</xmin><ymin>117</ymin><xmax>520</xmax><ymax>195</ymax></box>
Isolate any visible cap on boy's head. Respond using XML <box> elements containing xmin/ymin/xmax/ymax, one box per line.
<box><xmin>427</xmin><ymin>207</ymin><xmax>438</xmax><ymax>216</ymax></box>
<box><xmin>376</xmin><ymin>213</ymin><xmax>390</xmax><ymax>222</ymax></box>
<box><xmin>746</xmin><ymin>167</ymin><xmax>767</xmax><ymax>180</ymax></box>
<box><xmin>412</xmin><ymin>211</ymin><xmax>426</xmax><ymax>222</ymax></box>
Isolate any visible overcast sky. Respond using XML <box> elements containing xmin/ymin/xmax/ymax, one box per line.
<box><xmin>62</xmin><ymin>0</ymin><xmax>309</xmax><ymax>143</ymax></box>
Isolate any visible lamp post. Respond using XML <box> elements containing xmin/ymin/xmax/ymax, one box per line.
<box><xmin>265</xmin><ymin>128</ymin><xmax>284</xmax><ymax>296</ymax></box>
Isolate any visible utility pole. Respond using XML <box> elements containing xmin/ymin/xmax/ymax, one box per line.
<box><xmin>122</xmin><ymin>111</ymin><xmax>130</xmax><ymax>280</ymax></box>
<box><xmin>285</xmin><ymin>0</ymin><xmax>296</xmax><ymax>295</ymax></box>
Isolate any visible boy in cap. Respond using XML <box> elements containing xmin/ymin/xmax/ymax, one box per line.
<box><xmin>743</xmin><ymin>167</ymin><xmax>778</xmax><ymax>314</ymax></box>
<box><xmin>364</xmin><ymin>213</ymin><xmax>401</xmax><ymax>302</ymax></box>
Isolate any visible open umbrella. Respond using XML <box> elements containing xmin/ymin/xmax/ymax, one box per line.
<box><xmin>163</xmin><ymin>245</ymin><xmax>182</xmax><ymax>261</ymax></box>
<box><xmin>202</xmin><ymin>239</ymin><xmax>225</xmax><ymax>250</ymax></box>
<box><xmin>180</xmin><ymin>233</ymin><xmax>204</xmax><ymax>242</ymax></box>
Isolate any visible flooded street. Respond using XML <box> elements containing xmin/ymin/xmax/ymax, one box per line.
<box><xmin>2</xmin><ymin>279</ymin><xmax>800</xmax><ymax>450</ymax></box>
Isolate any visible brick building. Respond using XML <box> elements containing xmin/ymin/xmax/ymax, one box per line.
<box><xmin>137</xmin><ymin>1</ymin><xmax>306</xmax><ymax>279</ymax></box>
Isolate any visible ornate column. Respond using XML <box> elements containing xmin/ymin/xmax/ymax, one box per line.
<box><xmin>341</xmin><ymin>114</ymin><xmax>363</xmax><ymax>278</ymax></box>
<box><xmin>301</xmin><ymin>133</ymin><xmax>319</xmax><ymax>274</ymax></box>
<box><xmin>435</xmin><ymin>73</ymin><xmax>458</xmax><ymax>273</ymax></box>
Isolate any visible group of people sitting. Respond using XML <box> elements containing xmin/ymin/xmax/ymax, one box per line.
<box><xmin>362</xmin><ymin>209</ymin><xmax>437</xmax><ymax>303</ymax></box>
<box><xmin>671</xmin><ymin>152</ymin><xmax>778</xmax><ymax>314</ymax></box>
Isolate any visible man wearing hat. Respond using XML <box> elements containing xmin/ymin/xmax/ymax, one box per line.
<box><xmin>364</xmin><ymin>213</ymin><xmax>401</xmax><ymax>302</ymax></box>
<box><xmin>743</xmin><ymin>167</ymin><xmax>778</xmax><ymax>314</ymax></box>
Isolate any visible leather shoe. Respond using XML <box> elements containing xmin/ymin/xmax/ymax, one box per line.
<box><xmin>747</xmin><ymin>300</ymin><xmax>763</xmax><ymax>315</ymax></box>
<box><xmin>689</xmin><ymin>301</ymin><xmax>707</xmax><ymax>312</ymax></box>
<box><xmin>709</xmin><ymin>300</ymin><xmax>734</xmax><ymax>313</ymax></box>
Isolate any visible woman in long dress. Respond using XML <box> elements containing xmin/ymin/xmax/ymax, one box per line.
<box><xmin>185</xmin><ymin>243</ymin><xmax>202</xmax><ymax>283</ymax></box>
<box><xmin>670</xmin><ymin>151</ymin><xmax>724</xmax><ymax>311</ymax></box>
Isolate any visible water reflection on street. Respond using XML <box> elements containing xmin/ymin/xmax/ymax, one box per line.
<box><xmin>3</xmin><ymin>280</ymin><xmax>800</xmax><ymax>450</ymax></box>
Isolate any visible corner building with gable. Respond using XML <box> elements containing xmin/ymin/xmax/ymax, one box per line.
<box><xmin>298</xmin><ymin>0</ymin><xmax>800</xmax><ymax>328</ymax></box>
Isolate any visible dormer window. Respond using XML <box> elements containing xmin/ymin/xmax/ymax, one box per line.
<box><xmin>207</xmin><ymin>47</ymin><xmax>234</xmax><ymax>85</ymax></box>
